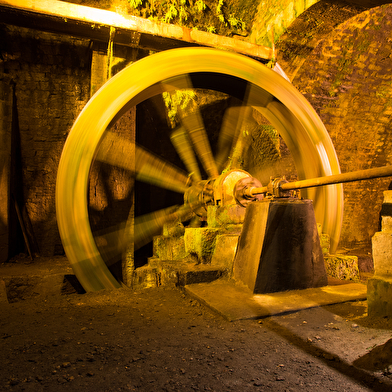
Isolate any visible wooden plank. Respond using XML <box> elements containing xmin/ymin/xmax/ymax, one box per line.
<box><xmin>0</xmin><ymin>0</ymin><xmax>273</xmax><ymax>61</ymax></box>
<box><xmin>0</xmin><ymin>78</ymin><xmax>12</xmax><ymax>262</ymax></box>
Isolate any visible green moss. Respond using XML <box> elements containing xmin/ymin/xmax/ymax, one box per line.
<box><xmin>261</xmin><ymin>124</ymin><xmax>279</xmax><ymax>149</ymax></box>
<box><xmin>253</xmin><ymin>0</ymin><xmax>314</xmax><ymax>48</ymax></box>
<box><xmin>184</xmin><ymin>227</ymin><xmax>220</xmax><ymax>263</ymax></box>
<box><xmin>163</xmin><ymin>90</ymin><xmax>197</xmax><ymax>127</ymax></box>
<box><xmin>247</xmin><ymin>124</ymin><xmax>280</xmax><ymax>165</ymax></box>
<box><xmin>357</xmin><ymin>39</ymin><xmax>370</xmax><ymax>53</ymax></box>
<box><xmin>324</xmin><ymin>255</ymin><xmax>360</xmax><ymax>281</ymax></box>
<box><xmin>376</xmin><ymin>86</ymin><xmax>391</xmax><ymax>99</ymax></box>
<box><xmin>328</xmin><ymin>50</ymin><xmax>354</xmax><ymax>97</ymax></box>
<box><xmin>127</xmin><ymin>0</ymin><xmax>247</xmax><ymax>35</ymax></box>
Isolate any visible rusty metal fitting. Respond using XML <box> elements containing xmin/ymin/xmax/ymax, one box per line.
<box><xmin>183</xmin><ymin>179</ymin><xmax>214</xmax><ymax>217</ymax></box>
<box><xmin>269</xmin><ymin>176</ymin><xmax>291</xmax><ymax>198</ymax></box>
<box><xmin>234</xmin><ymin>177</ymin><xmax>264</xmax><ymax>207</ymax></box>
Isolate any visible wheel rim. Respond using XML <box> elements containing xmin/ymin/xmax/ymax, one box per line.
<box><xmin>56</xmin><ymin>47</ymin><xmax>343</xmax><ymax>292</ymax></box>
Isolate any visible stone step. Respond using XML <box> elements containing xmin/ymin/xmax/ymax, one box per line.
<box><xmin>0</xmin><ymin>256</ymin><xmax>83</xmax><ymax>303</ymax></box>
<box><xmin>131</xmin><ymin>258</ymin><xmax>228</xmax><ymax>289</ymax></box>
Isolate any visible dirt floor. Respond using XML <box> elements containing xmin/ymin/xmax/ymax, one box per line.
<box><xmin>1</xmin><ymin>255</ymin><xmax>392</xmax><ymax>391</ymax></box>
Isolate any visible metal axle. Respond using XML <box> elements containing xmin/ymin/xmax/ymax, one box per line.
<box><xmin>245</xmin><ymin>165</ymin><xmax>392</xmax><ymax>198</ymax></box>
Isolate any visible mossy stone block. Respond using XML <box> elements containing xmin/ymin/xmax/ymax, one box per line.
<box><xmin>320</xmin><ymin>234</ymin><xmax>330</xmax><ymax>255</ymax></box>
<box><xmin>207</xmin><ymin>205</ymin><xmax>246</xmax><ymax>227</ymax></box>
<box><xmin>324</xmin><ymin>254</ymin><xmax>359</xmax><ymax>281</ymax></box>
<box><xmin>211</xmin><ymin>234</ymin><xmax>239</xmax><ymax>270</ymax></box>
<box><xmin>184</xmin><ymin>227</ymin><xmax>220</xmax><ymax>264</ymax></box>
<box><xmin>153</xmin><ymin>236</ymin><xmax>187</xmax><ymax>260</ymax></box>
<box><xmin>368</xmin><ymin>276</ymin><xmax>392</xmax><ymax>317</ymax></box>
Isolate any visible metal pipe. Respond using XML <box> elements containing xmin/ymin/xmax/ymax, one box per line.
<box><xmin>249</xmin><ymin>165</ymin><xmax>392</xmax><ymax>196</ymax></box>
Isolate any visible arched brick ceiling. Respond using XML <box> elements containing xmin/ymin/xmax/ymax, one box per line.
<box><xmin>278</xmin><ymin>4</ymin><xmax>392</xmax><ymax>249</ymax></box>
<box><xmin>348</xmin><ymin>0</ymin><xmax>391</xmax><ymax>6</ymax></box>
<box><xmin>275</xmin><ymin>0</ymin><xmax>391</xmax><ymax>80</ymax></box>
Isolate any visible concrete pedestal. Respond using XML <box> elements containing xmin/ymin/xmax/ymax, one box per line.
<box><xmin>368</xmin><ymin>276</ymin><xmax>392</xmax><ymax>317</ymax></box>
<box><xmin>233</xmin><ymin>198</ymin><xmax>327</xmax><ymax>294</ymax></box>
<box><xmin>368</xmin><ymin>190</ymin><xmax>392</xmax><ymax>317</ymax></box>
<box><xmin>372</xmin><ymin>231</ymin><xmax>392</xmax><ymax>276</ymax></box>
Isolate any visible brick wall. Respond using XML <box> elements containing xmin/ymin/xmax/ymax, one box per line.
<box><xmin>1</xmin><ymin>25</ymin><xmax>91</xmax><ymax>256</ymax></box>
<box><xmin>279</xmin><ymin>5</ymin><xmax>392</xmax><ymax>249</ymax></box>
<box><xmin>3</xmin><ymin>2</ymin><xmax>392</xmax><ymax>258</ymax></box>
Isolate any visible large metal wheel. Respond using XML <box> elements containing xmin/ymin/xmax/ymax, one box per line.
<box><xmin>56</xmin><ymin>47</ymin><xmax>343</xmax><ymax>292</ymax></box>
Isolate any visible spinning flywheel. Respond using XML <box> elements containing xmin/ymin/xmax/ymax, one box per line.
<box><xmin>56</xmin><ymin>47</ymin><xmax>343</xmax><ymax>292</ymax></box>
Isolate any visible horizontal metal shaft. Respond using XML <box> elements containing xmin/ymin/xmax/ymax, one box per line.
<box><xmin>250</xmin><ymin>165</ymin><xmax>392</xmax><ymax>196</ymax></box>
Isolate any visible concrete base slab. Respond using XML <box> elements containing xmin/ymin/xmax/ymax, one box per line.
<box><xmin>185</xmin><ymin>280</ymin><xmax>367</xmax><ymax>321</ymax></box>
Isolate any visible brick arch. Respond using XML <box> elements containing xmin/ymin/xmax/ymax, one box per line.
<box><xmin>251</xmin><ymin>0</ymin><xmax>391</xmax><ymax>69</ymax></box>
<box><xmin>275</xmin><ymin>0</ymin><xmax>371</xmax><ymax>80</ymax></box>
<box><xmin>282</xmin><ymin>4</ymin><xmax>392</xmax><ymax>250</ymax></box>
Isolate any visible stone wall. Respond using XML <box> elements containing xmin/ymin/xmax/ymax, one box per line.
<box><xmin>0</xmin><ymin>25</ymin><xmax>91</xmax><ymax>256</ymax></box>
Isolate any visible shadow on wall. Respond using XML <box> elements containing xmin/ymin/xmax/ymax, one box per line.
<box><xmin>0</xmin><ymin>25</ymin><xmax>92</xmax><ymax>259</ymax></box>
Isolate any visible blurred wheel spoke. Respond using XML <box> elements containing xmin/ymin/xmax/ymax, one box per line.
<box><xmin>218</xmin><ymin>104</ymin><xmax>258</xmax><ymax>172</ymax></box>
<box><xmin>96</xmin><ymin>131</ymin><xmax>189</xmax><ymax>193</ymax></box>
<box><xmin>216</xmin><ymin>83</ymin><xmax>269</xmax><ymax>172</ymax></box>
<box><xmin>93</xmin><ymin>222</ymin><xmax>127</xmax><ymax>266</ymax></box>
<box><xmin>133</xmin><ymin>203</ymin><xmax>198</xmax><ymax>250</ymax></box>
<box><xmin>135</xmin><ymin>144</ymin><xmax>190</xmax><ymax>193</ymax></box>
<box><xmin>215</xmin><ymin>104</ymin><xmax>243</xmax><ymax>171</ymax></box>
<box><xmin>161</xmin><ymin>74</ymin><xmax>219</xmax><ymax>178</ymax></box>
<box><xmin>180</xmin><ymin>110</ymin><xmax>219</xmax><ymax>178</ymax></box>
<box><xmin>93</xmin><ymin>203</ymin><xmax>200</xmax><ymax>261</ymax></box>
<box><xmin>170</xmin><ymin>125</ymin><xmax>202</xmax><ymax>182</ymax></box>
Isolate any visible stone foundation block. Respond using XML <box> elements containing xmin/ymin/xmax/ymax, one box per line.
<box><xmin>153</xmin><ymin>236</ymin><xmax>187</xmax><ymax>260</ymax></box>
<box><xmin>132</xmin><ymin>260</ymin><xmax>227</xmax><ymax>288</ymax></box>
<box><xmin>162</xmin><ymin>221</ymin><xmax>185</xmax><ymax>237</ymax></box>
<box><xmin>383</xmin><ymin>190</ymin><xmax>392</xmax><ymax>204</ymax></box>
<box><xmin>211</xmin><ymin>234</ymin><xmax>239</xmax><ymax>270</ymax></box>
<box><xmin>317</xmin><ymin>224</ymin><xmax>330</xmax><ymax>255</ymax></box>
<box><xmin>324</xmin><ymin>255</ymin><xmax>359</xmax><ymax>281</ymax></box>
<box><xmin>381</xmin><ymin>216</ymin><xmax>392</xmax><ymax>232</ymax></box>
<box><xmin>372</xmin><ymin>232</ymin><xmax>392</xmax><ymax>275</ymax></box>
<box><xmin>184</xmin><ymin>228</ymin><xmax>220</xmax><ymax>264</ymax></box>
<box><xmin>320</xmin><ymin>234</ymin><xmax>331</xmax><ymax>255</ymax></box>
<box><xmin>131</xmin><ymin>265</ymin><xmax>161</xmax><ymax>289</ymax></box>
<box><xmin>368</xmin><ymin>276</ymin><xmax>392</xmax><ymax>318</ymax></box>
<box><xmin>207</xmin><ymin>204</ymin><xmax>246</xmax><ymax>227</ymax></box>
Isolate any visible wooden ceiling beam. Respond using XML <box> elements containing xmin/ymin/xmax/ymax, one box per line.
<box><xmin>0</xmin><ymin>0</ymin><xmax>273</xmax><ymax>61</ymax></box>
